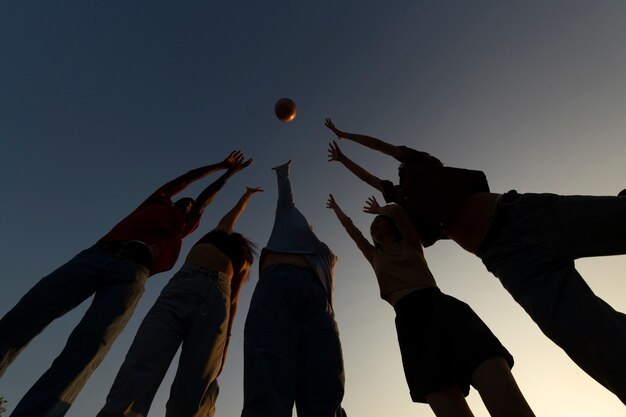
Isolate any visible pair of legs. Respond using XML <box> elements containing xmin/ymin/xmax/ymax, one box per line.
<box><xmin>394</xmin><ymin>288</ymin><xmax>533</xmax><ymax>417</ymax></box>
<box><xmin>0</xmin><ymin>246</ymin><xmax>149</xmax><ymax>417</ymax></box>
<box><xmin>426</xmin><ymin>357</ymin><xmax>534</xmax><ymax>417</ymax></box>
<box><xmin>242</xmin><ymin>264</ymin><xmax>346</xmax><ymax>417</ymax></box>
<box><xmin>97</xmin><ymin>265</ymin><xmax>230</xmax><ymax>417</ymax></box>
<box><xmin>478</xmin><ymin>193</ymin><xmax>626</xmax><ymax>403</ymax></box>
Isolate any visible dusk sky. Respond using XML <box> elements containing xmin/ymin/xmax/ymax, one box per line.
<box><xmin>2</xmin><ymin>2</ymin><xmax>626</xmax><ymax>416</ymax></box>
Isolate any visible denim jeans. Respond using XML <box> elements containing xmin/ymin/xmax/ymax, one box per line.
<box><xmin>241</xmin><ymin>264</ymin><xmax>347</xmax><ymax>417</ymax></box>
<box><xmin>97</xmin><ymin>264</ymin><xmax>230</xmax><ymax>417</ymax></box>
<box><xmin>0</xmin><ymin>245</ymin><xmax>149</xmax><ymax>417</ymax></box>
<box><xmin>477</xmin><ymin>193</ymin><xmax>626</xmax><ymax>404</ymax></box>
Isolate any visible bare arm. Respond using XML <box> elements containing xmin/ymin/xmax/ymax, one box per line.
<box><xmin>327</xmin><ymin>194</ymin><xmax>375</xmax><ymax>262</ymax></box>
<box><xmin>214</xmin><ymin>187</ymin><xmax>263</xmax><ymax>233</ymax></box>
<box><xmin>151</xmin><ymin>150</ymin><xmax>246</xmax><ymax>199</ymax></box>
<box><xmin>364</xmin><ymin>196</ymin><xmax>423</xmax><ymax>251</ymax></box>
<box><xmin>218</xmin><ymin>265</ymin><xmax>250</xmax><ymax>376</ymax></box>
<box><xmin>191</xmin><ymin>156</ymin><xmax>253</xmax><ymax>216</ymax></box>
<box><xmin>328</xmin><ymin>141</ymin><xmax>385</xmax><ymax>192</ymax></box>
<box><xmin>325</xmin><ymin>118</ymin><xmax>415</xmax><ymax>160</ymax></box>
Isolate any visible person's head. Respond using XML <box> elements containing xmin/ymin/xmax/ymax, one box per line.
<box><xmin>226</xmin><ymin>232</ymin><xmax>257</xmax><ymax>277</ymax></box>
<box><xmin>370</xmin><ymin>215</ymin><xmax>404</xmax><ymax>247</ymax></box>
<box><xmin>174</xmin><ymin>197</ymin><xmax>194</xmax><ymax>214</ymax></box>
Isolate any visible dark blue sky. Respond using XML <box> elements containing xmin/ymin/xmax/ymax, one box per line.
<box><xmin>2</xmin><ymin>2</ymin><xmax>626</xmax><ymax>416</ymax></box>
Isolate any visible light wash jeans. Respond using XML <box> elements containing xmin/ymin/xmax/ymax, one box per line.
<box><xmin>97</xmin><ymin>264</ymin><xmax>230</xmax><ymax>417</ymax></box>
<box><xmin>477</xmin><ymin>193</ymin><xmax>626</xmax><ymax>404</ymax></box>
<box><xmin>0</xmin><ymin>245</ymin><xmax>149</xmax><ymax>417</ymax></box>
<box><xmin>242</xmin><ymin>264</ymin><xmax>347</xmax><ymax>417</ymax></box>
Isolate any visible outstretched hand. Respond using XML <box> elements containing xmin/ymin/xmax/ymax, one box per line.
<box><xmin>228</xmin><ymin>156</ymin><xmax>253</xmax><ymax>174</ymax></box>
<box><xmin>327</xmin><ymin>141</ymin><xmax>345</xmax><ymax>163</ymax></box>
<box><xmin>325</xmin><ymin>118</ymin><xmax>343</xmax><ymax>138</ymax></box>
<box><xmin>222</xmin><ymin>150</ymin><xmax>245</xmax><ymax>168</ymax></box>
<box><xmin>326</xmin><ymin>193</ymin><xmax>339</xmax><ymax>210</ymax></box>
<box><xmin>272</xmin><ymin>159</ymin><xmax>291</xmax><ymax>171</ymax></box>
<box><xmin>246</xmin><ymin>186</ymin><xmax>264</xmax><ymax>195</ymax></box>
<box><xmin>363</xmin><ymin>196</ymin><xmax>383</xmax><ymax>215</ymax></box>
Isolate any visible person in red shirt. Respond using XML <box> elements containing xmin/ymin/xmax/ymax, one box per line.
<box><xmin>0</xmin><ymin>150</ymin><xmax>252</xmax><ymax>417</ymax></box>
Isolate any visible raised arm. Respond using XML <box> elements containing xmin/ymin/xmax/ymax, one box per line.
<box><xmin>325</xmin><ymin>118</ymin><xmax>417</xmax><ymax>161</ymax></box>
<box><xmin>218</xmin><ymin>264</ymin><xmax>250</xmax><ymax>376</ymax></box>
<box><xmin>364</xmin><ymin>196</ymin><xmax>423</xmax><ymax>251</ymax></box>
<box><xmin>327</xmin><ymin>194</ymin><xmax>375</xmax><ymax>262</ymax></box>
<box><xmin>328</xmin><ymin>141</ymin><xmax>385</xmax><ymax>192</ymax></box>
<box><xmin>190</xmin><ymin>155</ymin><xmax>253</xmax><ymax>218</ymax></box>
<box><xmin>151</xmin><ymin>150</ymin><xmax>246</xmax><ymax>199</ymax></box>
<box><xmin>215</xmin><ymin>187</ymin><xmax>263</xmax><ymax>233</ymax></box>
<box><xmin>272</xmin><ymin>160</ymin><xmax>295</xmax><ymax>212</ymax></box>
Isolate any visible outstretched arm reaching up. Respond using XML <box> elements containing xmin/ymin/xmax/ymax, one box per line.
<box><xmin>191</xmin><ymin>155</ymin><xmax>253</xmax><ymax>217</ymax></box>
<box><xmin>325</xmin><ymin>118</ymin><xmax>441</xmax><ymax>165</ymax></box>
<box><xmin>327</xmin><ymin>194</ymin><xmax>375</xmax><ymax>263</ymax></box>
<box><xmin>152</xmin><ymin>150</ymin><xmax>248</xmax><ymax>199</ymax></box>
<box><xmin>215</xmin><ymin>187</ymin><xmax>264</xmax><ymax>233</ymax></box>
<box><xmin>328</xmin><ymin>141</ymin><xmax>385</xmax><ymax>192</ymax></box>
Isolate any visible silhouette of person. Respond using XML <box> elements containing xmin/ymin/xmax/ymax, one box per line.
<box><xmin>241</xmin><ymin>161</ymin><xmax>347</xmax><ymax>417</ymax></box>
<box><xmin>0</xmin><ymin>151</ymin><xmax>251</xmax><ymax>417</ymax></box>
<box><xmin>97</xmin><ymin>186</ymin><xmax>261</xmax><ymax>417</ymax></box>
<box><xmin>326</xmin><ymin>118</ymin><xmax>626</xmax><ymax>404</ymax></box>
<box><xmin>328</xmin><ymin>194</ymin><xmax>535</xmax><ymax>417</ymax></box>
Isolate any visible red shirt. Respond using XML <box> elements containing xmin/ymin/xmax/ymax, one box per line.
<box><xmin>99</xmin><ymin>190</ymin><xmax>200</xmax><ymax>275</ymax></box>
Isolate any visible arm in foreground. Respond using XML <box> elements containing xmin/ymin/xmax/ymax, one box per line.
<box><xmin>327</xmin><ymin>194</ymin><xmax>375</xmax><ymax>262</ymax></box>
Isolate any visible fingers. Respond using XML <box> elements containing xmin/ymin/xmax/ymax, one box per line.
<box><xmin>241</xmin><ymin>158</ymin><xmax>253</xmax><ymax>168</ymax></box>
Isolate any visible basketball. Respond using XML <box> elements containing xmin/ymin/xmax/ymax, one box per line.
<box><xmin>274</xmin><ymin>98</ymin><xmax>297</xmax><ymax>122</ymax></box>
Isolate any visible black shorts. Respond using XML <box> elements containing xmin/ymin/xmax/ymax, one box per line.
<box><xmin>394</xmin><ymin>287</ymin><xmax>514</xmax><ymax>403</ymax></box>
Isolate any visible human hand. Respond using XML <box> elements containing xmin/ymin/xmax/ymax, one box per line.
<box><xmin>327</xmin><ymin>141</ymin><xmax>345</xmax><ymax>163</ymax></box>
<box><xmin>246</xmin><ymin>186</ymin><xmax>264</xmax><ymax>195</ymax></box>
<box><xmin>325</xmin><ymin>118</ymin><xmax>343</xmax><ymax>138</ymax></box>
<box><xmin>222</xmin><ymin>150</ymin><xmax>245</xmax><ymax>168</ymax></box>
<box><xmin>271</xmin><ymin>159</ymin><xmax>291</xmax><ymax>171</ymax></box>
<box><xmin>363</xmin><ymin>196</ymin><xmax>383</xmax><ymax>214</ymax></box>
<box><xmin>228</xmin><ymin>157</ymin><xmax>253</xmax><ymax>174</ymax></box>
<box><xmin>326</xmin><ymin>193</ymin><xmax>339</xmax><ymax>210</ymax></box>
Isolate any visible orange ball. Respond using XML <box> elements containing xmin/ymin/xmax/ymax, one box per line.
<box><xmin>275</xmin><ymin>98</ymin><xmax>297</xmax><ymax>122</ymax></box>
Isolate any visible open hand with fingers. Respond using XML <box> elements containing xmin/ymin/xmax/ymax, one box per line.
<box><xmin>363</xmin><ymin>196</ymin><xmax>384</xmax><ymax>215</ymax></box>
<box><xmin>326</xmin><ymin>193</ymin><xmax>339</xmax><ymax>210</ymax></box>
<box><xmin>325</xmin><ymin>118</ymin><xmax>344</xmax><ymax>138</ymax></box>
<box><xmin>327</xmin><ymin>141</ymin><xmax>346</xmax><ymax>163</ymax></box>
<box><xmin>222</xmin><ymin>150</ymin><xmax>247</xmax><ymax>168</ymax></box>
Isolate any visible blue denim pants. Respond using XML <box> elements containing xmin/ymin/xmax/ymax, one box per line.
<box><xmin>477</xmin><ymin>193</ymin><xmax>626</xmax><ymax>404</ymax></box>
<box><xmin>0</xmin><ymin>245</ymin><xmax>150</xmax><ymax>417</ymax></box>
<box><xmin>96</xmin><ymin>264</ymin><xmax>230</xmax><ymax>417</ymax></box>
<box><xmin>241</xmin><ymin>264</ymin><xmax>347</xmax><ymax>417</ymax></box>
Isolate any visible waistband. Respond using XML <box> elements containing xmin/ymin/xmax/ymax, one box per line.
<box><xmin>176</xmin><ymin>263</ymin><xmax>230</xmax><ymax>281</ymax></box>
<box><xmin>476</xmin><ymin>190</ymin><xmax>519</xmax><ymax>255</ymax></box>
<box><xmin>96</xmin><ymin>240</ymin><xmax>153</xmax><ymax>272</ymax></box>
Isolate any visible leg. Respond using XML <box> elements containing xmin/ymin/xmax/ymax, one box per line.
<box><xmin>295</xmin><ymin>278</ymin><xmax>345</xmax><ymax>417</ymax></box>
<box><xmin>11</xmin><ymin>258</ymin><xmax>148</xmax><ymax>417</ymax></box>
<box><xmin>97</xmin><ymin>281</ymin><xmax>190</xmax><ymax>417</ymax></box>
<box><xmin>241</xmin><ymin>266</ymin><xmax>301</xmax><ymax>417</ymax></box>
<box><xmin>424</xmin><ymin>386</ymin><xmax>474</xmax><ymax>417</ymax></box>
<box><xmin>166</xmin><ymin>271</ymin><xmax>230</xmax><ymax>417</ymax></box>
<box><xmin>483</xmin><ymin>237</ymin><xmax>626</xmax><ymax>404</ymax></box>
<box><xmin>471</xmin><ymin>357</ymin><xmax>535</xmax><ymax>417</ymax></box>
<box><xmin>0</xmin><ymin>247</ymin><xmax>103</xmax><ymax>376</ymax></box>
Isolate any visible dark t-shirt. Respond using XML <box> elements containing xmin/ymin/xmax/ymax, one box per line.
<box><xmin>381</xmin><ymin>146</ymin><xmax>489</xmax><ymax>247</ymax></box>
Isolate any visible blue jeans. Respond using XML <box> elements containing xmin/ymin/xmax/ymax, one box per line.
<box><xmin>97</xmin><ymin>264</ymin><xmax>230</xmax><ymax>417</ymax></box>
<box><xmin>241</xmin><ymin>264</ymin><xmax>346</xmax><ymax>417</ymax></box>
<box><xmin>477</xmin><ymin>193</ymin><xmax>626</xmax><ymax>404</ymax></box>
<box><xmin>0</xmin><ymin>245</ymin><xmax>149</xmax><ymax>417</ymax></box>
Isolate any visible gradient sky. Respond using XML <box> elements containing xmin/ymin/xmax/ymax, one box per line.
<box><xmin>2</xmin><ymin>1</ymin><xmax>626</xmax><ymax>416</ymax></box>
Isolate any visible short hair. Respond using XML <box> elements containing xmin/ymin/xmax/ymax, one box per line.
<box><xmin>372</xmin><ymin>215</ymin><xmax>404</xmax><ymax>248</ymax></box>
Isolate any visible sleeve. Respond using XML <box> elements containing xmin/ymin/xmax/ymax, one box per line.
<box><xmin>395</xmin><ymin>145</ymin><xmax>443</xmax><ymax>166</ymax></box>
<box><xmin>275</xmin><ymin>164</ymin><xmax>295</xmax><ymax>213</ymax></box>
